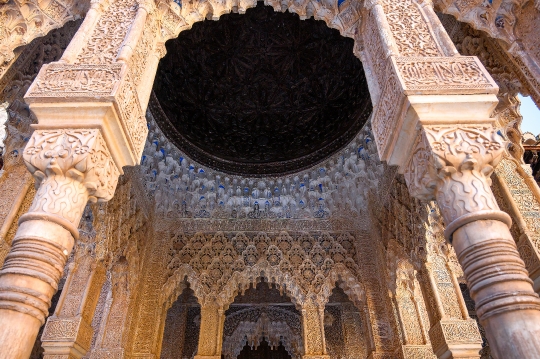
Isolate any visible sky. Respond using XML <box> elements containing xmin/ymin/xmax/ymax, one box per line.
<box><xmin>519</xmin><ymin>94</ymin><xmax>540</xmax><ymax>136</ymax></box>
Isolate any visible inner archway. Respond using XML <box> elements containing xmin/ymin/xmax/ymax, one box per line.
<box><xmin>222</xmin><ymin>278</ymin><xmax>302</xmax><ymax>359</ymax></box>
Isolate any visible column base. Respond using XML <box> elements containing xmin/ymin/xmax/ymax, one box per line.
<box><xmin>429</xmin><ymin>319</ymin><xmax>482</xmax><ymax>359</ymax></box>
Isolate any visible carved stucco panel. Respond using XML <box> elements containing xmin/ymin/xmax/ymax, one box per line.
<box><xmin>380</xmin><ymin>0</ymin><xmax>442</xmax><ymax>57</ymax></box>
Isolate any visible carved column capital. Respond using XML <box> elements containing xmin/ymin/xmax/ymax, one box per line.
<box><xmin>404</xmin><ymin>124</ymin><xmax>512</xmax><ymax>240</ymax></box>
<box><xmin>22</xmin><ymin>129</ymin><xmax>119</xmax><ymax>236</ymax></box>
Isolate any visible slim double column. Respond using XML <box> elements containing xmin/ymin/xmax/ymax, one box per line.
<box><xmin>301</xmin><ymin>302</ymin><xmax>330</xmax><ymax>359</ymax></box>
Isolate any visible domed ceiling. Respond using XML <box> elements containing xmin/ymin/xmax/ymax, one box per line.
<box><xmin>152</xmin><ymin>2</ymin><xmax>372</xmax><ymax>177</ymax></box>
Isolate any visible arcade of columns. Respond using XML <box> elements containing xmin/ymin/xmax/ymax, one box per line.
<box><xmin>0</xmin><ymin>0</ymin><xmax>540</xmax><ymax>358</ymax></box>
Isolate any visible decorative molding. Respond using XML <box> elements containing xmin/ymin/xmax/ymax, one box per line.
<box><xmin>161</xmin><ymin>231</ymin><xmax>365</xmax><ymax>308</ymax></box>
<box><xmin>157</xmin><ymin>0</ymin><xmax>363</xmax><ymax>42</ymax></box>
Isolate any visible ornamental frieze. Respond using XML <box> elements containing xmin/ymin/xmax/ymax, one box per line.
<box><xmin>27</xmin><ymin>63</ymin><xmax>124</xmax><ymax>98</ymax></box>
<box><xmin>394</xmin><ymin>56</ymin><xmax>498</xmax><ymax>94</ymax></box>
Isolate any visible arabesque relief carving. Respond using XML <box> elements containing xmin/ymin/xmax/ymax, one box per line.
<box><xmin>162</xmin><ymin>231</ymin><xmax>365</xmax><ymax>308</ymax></box>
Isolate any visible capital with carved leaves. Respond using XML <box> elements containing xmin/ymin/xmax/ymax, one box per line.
<box><xmin>404</xmin><ymin>124</ymin><xmax>510</xmax><ymax>240</ymax></box>
<box><xmin>22</xmin><ymin>129</ymin><xmax>119</xmax><ymax>236</ymax></box>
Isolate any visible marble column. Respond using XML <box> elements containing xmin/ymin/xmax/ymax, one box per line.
<box><xmin>403</xmin><ymin>125</ymin><xmax>540</xmax><ymax>358</ymax></box>
<box><xmin>0</xmin><ymin>0</ymin><xmax>151</xmax><ymax>352</ymax></box>
<box><xmin>0</xmin><ymin>130</ymin><xmax>119</xmax><ymax>359</ymax></box>
<box><xmin>194</xmin><ymin>302</ymin><xmax>225</xmax><ymax>359</ymax></box>
<box><xmin>361</xmin><ymin>0</ymin><xmax>540</xmax><ymax>356</ymax></box>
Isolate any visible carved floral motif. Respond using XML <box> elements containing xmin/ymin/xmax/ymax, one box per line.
<box><xmin>76</xmin><ymin>0</ymin><xmax>137</xmax><ymax>64</ymax></box>
<box><xmin>380</xmin><ymin>0</ymin><xmax>442</xmax><ymax>57</ymax></box>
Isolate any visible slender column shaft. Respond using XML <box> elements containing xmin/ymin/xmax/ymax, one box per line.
<box><xmin>423</xmin><ymin>266</ymin><xmax>446</xmax><ymax>320</ymax></box>
<box><xmin>391</xmin><ymin>294</ymin><xmax>409</xmax><ymax>345</ymax></box>
<box><xmin>194</xmin><ymin>303</ymin><xmax>224</xmax><ymax>359</ymax></box>
<box><xmin>446</xmin><ymin>262</ymin><xmax>469</xmax><ymax>320</ymax></box>
<box><xmin>301</xmin><ymin>304</ymin><xmax>330</xmax><ymax>359</ymax></box>
<box><xmin>0</xmin><ymin>219</ymin><xmax>73</xmax><ymax>359</ymax></box>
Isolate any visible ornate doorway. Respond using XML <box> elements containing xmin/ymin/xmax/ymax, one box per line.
<box><xmin>221</xmin><ymin>279</ymin><xmax>303</xmax><ymax>359</ymax></box>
